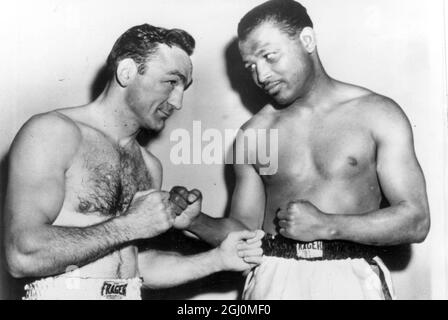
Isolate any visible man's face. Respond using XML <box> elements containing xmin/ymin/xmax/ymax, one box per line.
<box><xmin>125</xmin><ymin>44</ymin><xmax>193</xmax><ymax>132</ymax></box>
<box><xmin>239</xmin><ymin>22</ymin><xmax>314</xmax><ymax>106</ymax></box>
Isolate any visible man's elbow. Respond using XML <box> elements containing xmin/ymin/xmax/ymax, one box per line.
<box><xmin>409</xmin><ymin>207</ymin><xmax>430</xmax><ymax>243</ymax></box>
<box><xmin>5</xmin><ymin>248</ymin><xmax>34</xmax><ymax>278</ymax></box>
<box><xmin>5</xmin><ymin>235</ymin><xmax>42</xmax><ymax>278</ymax></box>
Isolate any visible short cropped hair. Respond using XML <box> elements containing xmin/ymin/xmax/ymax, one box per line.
<box><xmin>237</xmin><ymin>0</ymin><xmax>313</xmax><ymax>40</ymax></box>
<box><xmin>106</xmin><ymin>23</ymin><xmax>195</xmax><ymax>79</ymax></box>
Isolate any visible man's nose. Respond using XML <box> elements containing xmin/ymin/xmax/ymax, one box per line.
<box><xmin>168</xmin><ymin>87</ymin><xmax>184</xmax><ymax>110</ymax></box>
<box><xmin>255</xmin><ymin>63</ymin><xmax>271</xmax><ymax>87</ymax></box>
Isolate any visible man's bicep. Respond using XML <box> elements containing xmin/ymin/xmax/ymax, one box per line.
<box><xmin>5</xmin><ymin>115</ymin><xmax>80</xmax><ymax>229</ymax></box>
<box><xmin>6</xmin><ymin>172</ymin><xmax>66</xmax><ymax>227</ymax></box>
<box><xmin>375</xmin><ymin>107</ymin><xmax>428</xmax><ymax>209</ymax></box>
<box><xmin>229</xmin><ymin>163</ymin><xmax>265</xmax><ymax>230</ymax></box>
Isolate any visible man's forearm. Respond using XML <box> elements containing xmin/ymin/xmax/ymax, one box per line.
<box><xmin>139</xmin><ymin>249</ymin><xmax>225</xmax><ymax>289</ymax></box>
<box><xmin>8</xmin><ymin>217</ymin><xmax>133</xmax><ymax>278</ymax></box>
<box><xmin>187</xmin><ymin>213</ymin><xmax>248</xmax><ymax>247</ymax></box>
<box><xmin>323</xmin><ymin>202</ymin><xmax>430</xmax><ymax>246</ymax></box>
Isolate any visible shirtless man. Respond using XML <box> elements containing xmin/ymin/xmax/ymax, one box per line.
<box><xmin>170</xmin><ymin>0</ymin><xmax>430</xmax><ymax>299</ymax></box>
<box><xmin>3</xmin><ymin>23</ymin><xmax>264</xmax><ymax>300</ymax></box>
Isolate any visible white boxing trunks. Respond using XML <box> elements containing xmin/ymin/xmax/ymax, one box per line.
<box><xmin>243</xmin><ymin>234</ymin><xmax>395</xmax><ymax>300</ymax></box>
<box><xmin>23</xmin><ymin>276</ymin><xmax>142</xmax><ymax>300</ymax></box>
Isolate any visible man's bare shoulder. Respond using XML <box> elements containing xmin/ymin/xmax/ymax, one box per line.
<box><xmin>335</xmin><ymin>82</ymin><xmax>408</xmax><ymax>123</ymax></box>
<box><xmin>11</xmin><ymin>111</ymin><xmax>83</xmax><ymax>166</ymax></box>
<box><xmin>339</xmin><ymin>86</ymin><xmax>413</xmax><ymax>142</ymax></box>
<box><xmin>240</xmin><ymin>104</ymin><xmax>277</xmax><ymax>132</ymax></box>
<box><xmin>355</xmin><ymin>92</ymin><xmax>409</xmax><ymax>125</ymax></box>
<box><xmin>15</xmin><ymin>111</ymin><xmax>81</xmax><ymax>143</ymax></box>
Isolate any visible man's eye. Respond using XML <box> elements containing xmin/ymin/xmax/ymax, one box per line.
<box><xmin>245</xmin><ymin>64</ymin><xmax>256</xmax><ymax>72</ymax></box>
<box><xmin>167</xmin><ymin>80</ymin><xmax>178</xmax><ymax>86</ymax></box>
<box><xmin>265</xmin><ymin>53</ymin><xmax>276</xmax><ymax>62</ymax></box>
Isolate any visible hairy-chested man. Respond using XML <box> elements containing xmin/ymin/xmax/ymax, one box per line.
<box><xmin>171</xmin><ymin>0</ymin><xmax>430</xmax><ymax>300</ymax></box>
<box><xmin>3</xmin><ymin>24</ymin><xmax>264</xmax><ymax>300</ymax></box>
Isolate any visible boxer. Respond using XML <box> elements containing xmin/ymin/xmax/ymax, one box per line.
<box><xmin>4</xmin><ymin>23</ymin><xmax>264</xmax><ymax>300</ymax></box>
<box><xmin>170</xmin><ymin>0</ymin><xmax>430</xmax><ymax>300</ymax></box>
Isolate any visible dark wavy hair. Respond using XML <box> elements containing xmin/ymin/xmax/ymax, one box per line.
<box><xmin>237</xmin><ymin>0</ymin><xmax>313</xmax><ymax>40</ymax></box>
<box><xmin>106</xmin><ymin>23</ymin><xmax>195</xmax><ymax>79</ymax></box>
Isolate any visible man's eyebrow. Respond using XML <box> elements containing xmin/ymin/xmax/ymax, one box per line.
<box><xmin>242</xmin><ymin>44</ymin><xmax>272</xmax><ymax>65</ymax></box>
<box><xmin>254</xmin><ymin>45</ymin><xmax>271</xmax><ymax>57</ymax></box>
<box><xmin>168</xmin><ymin>71</ymin><xmax>192</xmax><ymax>89</ymax></box>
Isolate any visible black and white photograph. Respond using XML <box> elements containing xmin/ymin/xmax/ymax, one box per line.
<box><xmin>0</xmin><ymin>0</ymin><xmax>447</xmax><ymax>301</ymax></box>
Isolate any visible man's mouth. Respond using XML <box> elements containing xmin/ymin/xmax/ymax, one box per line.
<box><xmin>263</xmin><ymin>81</ymin><xmax>281</xmax><ymax>95</ymax></box>
<box><xmin>157</xmin><ymin>109</ymin><xmax>172</xmax><ymax>118</ymax></box>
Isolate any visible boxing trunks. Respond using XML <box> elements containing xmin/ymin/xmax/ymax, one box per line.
<box><xmin>23</xmin><ymin>276</ymin><xmax>142</xmax><ymax>300</ymax></box>
<box><xmin>243</xmin><ymin>234</ymin><xmax>395</xmax><ymax>300</ymax></box>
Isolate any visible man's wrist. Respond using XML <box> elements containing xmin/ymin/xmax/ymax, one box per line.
<box><xmin>209</xmin><ymin>247</ymin><xmax>226</xmax><ymax>272</ymax></box>
<box><xmin>322</xmin><ymin>213</ymin><xmax>341</xmax><ymax>240</ymax></box>
<box><xmin>186</xmin><ymin>211</ymin><xmax>203</xmax><ymax>233</ymax></box>
<box><xmin>108</xmin><ymin>215</ymin><xmax>136</xmax><ymax>242</ymax></box>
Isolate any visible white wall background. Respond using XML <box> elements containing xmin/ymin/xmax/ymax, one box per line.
<box><xmin>0</xmin><ymin>0</ymin><xmax>446</xmax><ymax>300</ymax></box>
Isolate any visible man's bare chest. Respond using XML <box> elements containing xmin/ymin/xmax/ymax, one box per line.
<box><xmin>258</xmin><ymin>117</ymin><xmax>377</xmax><ymax>184</ymax></box>
<box><xmin>66</xmin><ymin>140</ymin><xmax>153</xmax><ymax>217</ymax></box>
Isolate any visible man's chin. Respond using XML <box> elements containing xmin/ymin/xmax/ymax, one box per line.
<box><xmin>144</xmin><ymin>120</ymin><xmax>165</xmax><ymax>133</ymax></box>
<box><xmin>153</xmin><ymin>123</ymin><xmax>165</xmax><ymax>132</ymax></box>
<box><xmin>272</xmin><ymin>95</ymin><xmax>294</xmax><ymax>108</ymax></box>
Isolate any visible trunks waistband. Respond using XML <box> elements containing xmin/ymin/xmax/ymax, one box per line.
<box><xmin>262</xmin><ymin>234</ymin><xmax>388</xmax><ymax>262</ymax></box>
<box><xmin>23</xmin><ymin>276</ymin><xmax>143</xmax><ymax>300</ymax></box>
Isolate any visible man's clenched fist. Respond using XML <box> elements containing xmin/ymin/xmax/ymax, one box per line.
<box><xmin>277</xmin><ymin>200</ymin><xmax>330</xmax><ymax>242</ymax></box>
<box><xmin>125</xmin><ymin>189</ymin><xmax>175</xmax><ymax>239</ymax></box>
<box><xmin>169</xmin><ymin>186</ymin><xmax>202</xmax><ymax>230</ymax></box>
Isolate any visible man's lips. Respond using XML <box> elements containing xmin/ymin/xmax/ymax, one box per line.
<box><xmin>263</xmin><ymin>81</ymin><xmax>281</xmax><ymax>94</ymax></box>
<box><xmin>158</xmin><ymin>109</ymin><xmax>172</xmax><ymax>118</ymax></box>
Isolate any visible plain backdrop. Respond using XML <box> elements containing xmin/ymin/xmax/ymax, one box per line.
<box><xmin>0</xmin><ymin>0</ymin><xmax>447</xmax><ymax>300</ymax></box>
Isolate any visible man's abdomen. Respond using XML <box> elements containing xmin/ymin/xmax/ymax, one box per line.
<box><xmin>263</xmin><ymin>175</ymin><xmax>382</xmax><ymax>235</ymax></box>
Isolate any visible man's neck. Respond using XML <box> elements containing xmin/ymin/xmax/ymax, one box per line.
<box><xmin>289</xmin><ymin>60</ymin><xmax>337</xmax><ymax>111</ymax></box>
<box><xmin>88</xmin><ymin>85</ymin><xmax>142</xmax><ymax>146</ymax></box>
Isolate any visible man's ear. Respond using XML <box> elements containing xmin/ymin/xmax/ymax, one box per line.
<box><xmin>116</xmin><ymin>58</ymin><xmax>138</xmax><ymax>87</ymax></box>
<box><xmin>299</xmin><ymin>27</ymin><xmax>316</xmax><ymax>53</ymax></box>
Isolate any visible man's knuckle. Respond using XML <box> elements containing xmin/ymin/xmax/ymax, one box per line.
<box><xmin>150</xmin><ymin>192</ymin><xmax>160</xmax><ymax>200</ymax></box>
<box><xmin>134</xmin><ymin>191</ymin><xmax>143</xmax><ymax>197</ymax></box>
